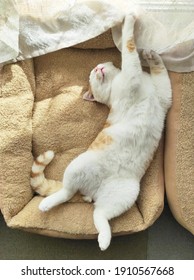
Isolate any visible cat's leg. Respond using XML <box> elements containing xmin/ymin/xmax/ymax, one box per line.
<box><xmin>39</xmin><ymin>152</ymin><xmax>101</xmax><ymax>212</ymax></box>
<box><xmin>143</xmin><ymin>50</ymin><xmax>172</xmax><ymax>109</ymax></box>
<box><xmin>39</xmin><ymin>160</ymin><xmax>81</xmax><ymax>212</ymax></box>
<box><xmin>93</xmin><ymin>178</ymin><xmax>140</xmax><ymax>250</ymax></box>
<box><xmin>39</xmin><ymin>186</ymin><xmax>75</xmax><ymax>212</ymax></box>
<box><xmin>121</xmin><ymin>13</ymin><xmax>142</xmax><ymax>88</ymax></box>
<box><xmin>93</xmin><ymin>208</ymin><xmax>111</xmax><ymax>251</ymax></box>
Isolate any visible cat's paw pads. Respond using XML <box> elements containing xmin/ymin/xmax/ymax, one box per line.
<box><xmin>98</xmin><ymin>232</ymin><xmax>111</xmax><ymax>251</ymax></box>
<box><xmin>39</xmin><ymin>199</ymin><xmax>51</xmax><ymax>212</ymax></box>
<box><xmin>142</xmin><ymin>49</ymin><xmax>153</xmax><ymax>60</ymax></box>
<box><xmin>142</xmin><ymin>50</ymin><xmax>162</xmax><ymax>64</ymax></box>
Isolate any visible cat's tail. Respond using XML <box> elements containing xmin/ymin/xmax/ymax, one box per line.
<box><xmin>30</xmin><ymin>151</ymin><xmax>62</xmax><ymax>196</ymax></box>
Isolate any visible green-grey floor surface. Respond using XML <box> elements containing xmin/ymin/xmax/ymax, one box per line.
<box><xmin>0</xmin><ymin>204</ymin><xmax>193</xmax><ymax>260</ymax></box>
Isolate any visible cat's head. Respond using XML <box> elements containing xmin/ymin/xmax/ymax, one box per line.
<box><xmin>83</xmin><ymin>62</ymin><xmax>120</xmax><ymax>106</ymax></box>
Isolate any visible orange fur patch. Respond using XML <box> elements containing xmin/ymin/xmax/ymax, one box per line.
<box><xmin>35</xmin><ymin>159</ymin><xmax>46</xmax><ymax>166</ymax></box>
<box><xmin>89</xmin><ymin>131</ymin><xmax>113</xmax><ymax>150</ymax></box>
<box><xmin>31</xmin><ymin>172</ymin><xmax>40</xmax><ymax>178</ymax></box>
<box><xmin>103</xmin><ymin>120</ymin><xmax>111</xmax><ymax>128</ymax></box>
<box><xmin>127</xmin><ymin>38</ymin><xmax>136</xmax><ymax>52</ymax></box>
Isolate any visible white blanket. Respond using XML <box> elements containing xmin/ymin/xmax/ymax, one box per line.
<box><xmin>1</xmin><ymin>0</ymin><xmax>194</xmax><ymax>72</ymax></box>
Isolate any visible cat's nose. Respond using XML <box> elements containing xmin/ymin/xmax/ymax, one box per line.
<box><xmin>94</xmin><ymin>65</ymin><xmax>105</xmax><ymax>81</ymax></box>
<box><xmin>95</xmin><ymin>64</ymin><xmax>105</xmax><ymax>72</ymax></box>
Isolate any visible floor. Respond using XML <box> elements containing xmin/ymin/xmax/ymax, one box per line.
<box><xmin>0</xmin><ymin>203</ymin><xmax>193</xmax><ymax>260</ymax></box>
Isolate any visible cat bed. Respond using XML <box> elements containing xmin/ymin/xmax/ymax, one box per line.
<box><xmin>0</xmin><ymin>34</ymin><xmax>165</xmax><ymax>239</ymax></box>
<box><xmin>165</xmin><ymin>72</ymin><xmax>194</xmax><ymax>235</ymax></box>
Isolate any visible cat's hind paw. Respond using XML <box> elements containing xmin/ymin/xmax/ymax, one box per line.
<box><xmin>98</xmin><ymin>232</ymin><xmax>111</xmax><ymax>251</ymax></box>
<box><xmin>39</xmin><ymin>198</ymin><xmax>52</xmax><ymax>212</ymax></box>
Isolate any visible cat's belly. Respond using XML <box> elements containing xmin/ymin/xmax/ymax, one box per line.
<box><xmin>88</xmin><ymin>134</ymin><xmax>158</xmax><ymax>180</ymax></box>
<box><xmin>64</xmin><ymin>131</ymin><xmax>158</xmax><ymax>198</ymax></box>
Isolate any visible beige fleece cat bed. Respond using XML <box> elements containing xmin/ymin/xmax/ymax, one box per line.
<box><xmin>165</xmin><ymin>72</ymin><xmax>194</xmax><ymax>235</ymax></box>
<box><xmin>0</xmin><ymin>33</ymin><xmax>166</xmax><ymax>239</ymax></box>
<box><xmin>1</xmin><ymin>0</ymin><xmax>194</xmax><ymax>243</ymax></box>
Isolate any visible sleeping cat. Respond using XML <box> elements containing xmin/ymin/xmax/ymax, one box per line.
<box><xmin>31</xmin><ymin>13</ymin><xmax>172</xmax><ymax>250</ymax></box>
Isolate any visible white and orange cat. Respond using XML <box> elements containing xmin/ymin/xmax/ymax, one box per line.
<box><xmin>31</xmin><ymin>14</ymin><xmax>172</xmax><ymax>250</ymax></box>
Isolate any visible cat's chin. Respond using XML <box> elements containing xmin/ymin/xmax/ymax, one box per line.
<box><xmin>83</xmin><ymin>90</ymin><xmax>96</xmax><ymax>102</ymax></box>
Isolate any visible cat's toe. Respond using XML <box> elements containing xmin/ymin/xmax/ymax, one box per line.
<box><xmin>143</xmin><ymin>49</ymin><xmax>161</xmax><ymax>61</ymax></box>
<box><xmin>142</xmin><ymin>49</ymin><xmax>152</xmax><ymax>60</ymax></box>
<box><xmin>98</xmin><ymin>232</ymin><xmax>111</xmax><ymax>251</ymax></box>
<box><xmin>150</xmin><ymin>50</ymin><xmax>162</xmax><ymax>64</ymax></box>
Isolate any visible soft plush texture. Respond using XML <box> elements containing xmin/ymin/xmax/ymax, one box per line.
<box><xmin>1</xmin><ymin>40</ymin><xmax>165</xmax><ymax>239</ymax></box>
<box><xmin>165</xmin><ymin>72</ymin><xmax>194</xmax><ymax>235</ymax></box>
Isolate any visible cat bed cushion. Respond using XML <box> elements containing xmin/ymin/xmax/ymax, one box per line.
<box><xmin>165</xmin><ymin>72</ymin><xmax>194</xmax><ymax>235</ymax></box>
<box><xmin>0</xmin><ymin>42</ymin><xmax>165</xmax><ymax>239</ymax></box>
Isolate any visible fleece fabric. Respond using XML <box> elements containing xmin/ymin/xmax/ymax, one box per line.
<box><xmin>165</xmin><ymin>72</ymin><xmax>194</xmax><ymax>235</ymax></box>
<box><xmin>1</xmin><ymin>40</ymin><xmax>167</xmax><ymax>239</ymax></box>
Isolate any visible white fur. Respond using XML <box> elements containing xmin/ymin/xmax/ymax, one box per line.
<box><xmin>39</xmin><ymin>14</ymin><xmax>172</xmax><ymax>251</ymax></box>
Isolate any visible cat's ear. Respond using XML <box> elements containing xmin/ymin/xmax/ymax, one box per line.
<box><xmin>83</xmin><ymin>88</ymin><xmax>95</xmax><ymax>102</ymax></box>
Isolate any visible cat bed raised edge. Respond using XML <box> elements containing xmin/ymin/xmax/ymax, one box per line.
<box><xmin>165</xmin><ymin>72</ymin><xmax>194</xmax><ymax>235</ymax></box>
<box><xmin>0</xmin><ymin>48</ymin><xmax>164</xmax><ymax>239</ymax></box>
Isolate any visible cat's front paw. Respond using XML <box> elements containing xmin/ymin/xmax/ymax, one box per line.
<box><xmin>39</xmin><ymin>197</ymin><xmax>52</xmax><ymax>212</ymax></box>
<box><xmin>142</xmin><ymin>50</ymin><xmax>163</xmax><ymax>65</ymax></box>
<box><xmin>125</xmin><ymin>11</ymin><xmax>137</xmax><ymax>23</ymax></box>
